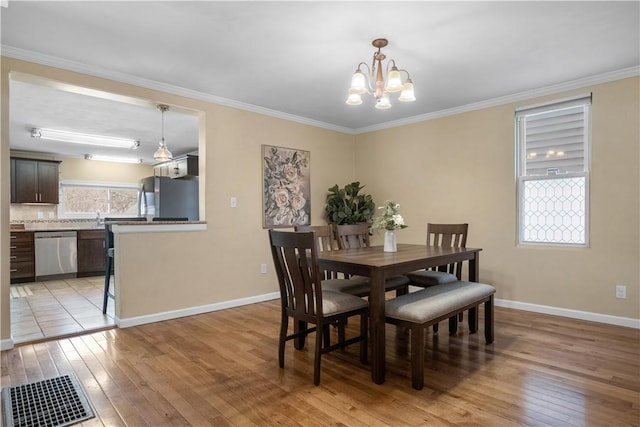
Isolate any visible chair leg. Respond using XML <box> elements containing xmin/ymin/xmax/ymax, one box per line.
<box><xmin>433</xmin><ymin>322</ymin><xmax>439</xmax><ymax>334</ymax></box>
<box><xmin>360</xmin><ymin>312</ymin><xmax>368</xmax><ymax>364</ymax></box>
<box><xmin>396</xmin><ymin>284</ymin><xmax>409</xmax><ymax>297</ymax></box>
<box><xmin>314</xmin><ymin>322</ymin><xmax>323</xmax><ymax>385</ymax></box>
<box><xmin>458</xmin><ymin>312</ymin><xmax>464</xmax><ymax>322</ymax></box>
<box><xmin>323</xmin><ymin>324</ymin><xmax>331</xmax><ymax>348</ymax></box>
<box><xmin>410</xmin><ymin>325</ymin><xmax>425</xmax><ymax>390</ymax></box>
<box><xmin>294</xmin><ymin>320</ymin><xmax>307</xmax><ymax>350</ymax></box>
<box><xmin>102</xmin><ymin>256</ymin><xmax>113</xmax><ymax>314</ymax></box>
<box><xmin>338</xmin><ymin>318</ymin><xmax>346</xmax><ymax>349</ymax></box>
<box><xmin>485</xmin><ymin>296</ymin><xmax>494</xmax><ymax>344</ymax></box>
<box><xmin>448</xmin><ymin>316</ymin><xmax>458</xmax><ymax>335</ymax></box>
<box><xmin>279</xmin><ymin>313</ymin><xmax>288</xmax><ymax>368</ymax></box>
<box><xmin>468</xmin><ymin>306</ymin><xmax>478</xmax><ymax>333</ymax></box>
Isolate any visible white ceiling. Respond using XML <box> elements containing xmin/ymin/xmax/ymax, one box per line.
<box><xmin>2</xmin><ymin>1</ymin><xmax>639</xmax><ymax>164</ymax></box>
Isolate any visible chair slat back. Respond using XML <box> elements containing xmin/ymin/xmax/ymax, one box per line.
<box><xmin>334</xmin><ymin>223</ymin><xmax>370</xmax><ymax>249</ymax></box>
<box><xmin>269</xmin><ymin>230</ymin><xmax>323</xmax><ymax>319</ymax></box>
<box><xmin>295</xmin><ymin>225</ymin><xmax>340</xmax><ymax>279</ymax></box>
<box><xmin>426</xmin><ymin>223</ymin><xmax>469</xmax><ymax>278</ymax></box>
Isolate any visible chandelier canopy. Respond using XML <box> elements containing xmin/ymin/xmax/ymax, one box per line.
<box><xmin>346</xmin><ymin>38</ymin><xmax>416</xmax><ymax>110</ymax></box>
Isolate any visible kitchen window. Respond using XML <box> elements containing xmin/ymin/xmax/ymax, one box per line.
<box><xmin>516</xmin><ymin>94</ymin><xmax>591</xmax><ymax>246</ymax></box>
<box><xmin>58</xmin><ymin>180</ymin><xmax>140</xmax><ymax>218</ymax></box>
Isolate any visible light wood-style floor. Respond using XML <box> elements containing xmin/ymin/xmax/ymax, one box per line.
<box><xmin>1</xmin><ymin>300</ymin><xmax>638</xmax><ymax>426</ymax></box>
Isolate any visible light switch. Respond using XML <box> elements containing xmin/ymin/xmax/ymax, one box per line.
<box><xmin>230</xmin><ymin>197</ymin><xmax>237</xmax><ymax>208</ymax></box>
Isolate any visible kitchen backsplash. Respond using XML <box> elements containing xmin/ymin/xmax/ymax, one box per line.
<box><xmin>10</xmin><ymin>204</ymin><xmax>99</xmax><ymax>229</ymax></box>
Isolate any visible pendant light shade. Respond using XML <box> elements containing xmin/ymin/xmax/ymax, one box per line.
<box><xmin>154</xmin><ymin>104</ymin><xmax>173</xmax><ymax>161</ymax></box>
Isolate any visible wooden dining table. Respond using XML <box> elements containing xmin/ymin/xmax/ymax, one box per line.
<box><xmin>318</xmin><ymin>243</ymin><xmax>482</xmax><ymax>384</ymax></box>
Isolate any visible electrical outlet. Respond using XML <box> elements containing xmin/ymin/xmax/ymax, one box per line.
<box><xmin>48</xmin><ymin>212</ymin><xmax>55</xmax><ymax>219</ymax></box>
<box><xmin>615</xmin><ymin>285</ymin><xmax>626</xmax><ymax>299</ymax></box>
<box><xmin>230</xmin><ymin>196</ymin><xmax>237</xmax><ymax>208</ymax></box>
<box><xmin>260</xmin><ymin>263</ymin><xmax>267</xmax><ymax>274</ymax></box>
<box><xmin>37</xmin><ymin>212</ymin><xmax>44</xmax><ymax>219</ymax></box>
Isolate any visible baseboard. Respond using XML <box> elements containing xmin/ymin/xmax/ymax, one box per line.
<box><xmin>1</xmin><ymin>338</ymin><xmax>14</xmax><ymax>351</ymax></box>
<box><xmin>495</xmin><ymin>298</ymin><xmax>640</xmax><ymax>329</ymax></box>
<box><xmin>116</xmin><ymin>292</ymin><xmax>280</xmax><ymax>328</ymax></box>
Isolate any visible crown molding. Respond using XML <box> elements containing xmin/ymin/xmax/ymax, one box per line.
<box><xmin>2</xmin><ymin>45</ymin><xmax>637</xmax><ymax>136</ymax></box>
<box><xmin>354</xmin><ymin>65</ymin><xmax>640</xmax><ymax>134</ymax></box>
<box><xmin>0</xmin><ymin>45</ymin><xmax>354</xmax><ymax>135</ymax></box>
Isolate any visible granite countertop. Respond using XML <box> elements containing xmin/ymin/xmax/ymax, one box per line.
<box><xmin>11</xmin><ymin>219</ymin><xmax>205</xmax><ymax>232</ymax></box>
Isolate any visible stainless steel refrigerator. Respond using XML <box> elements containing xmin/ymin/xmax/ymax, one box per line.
<box><xmin>139</xmin><ymin>176</ymin><xmax>199</xmax><ymax>220</ymax></box>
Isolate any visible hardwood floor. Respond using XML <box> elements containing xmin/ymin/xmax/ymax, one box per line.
<box><xmin>1</xmin><ymin>301</ymin><xmax>638</xmax><ymax>426</ymax></box>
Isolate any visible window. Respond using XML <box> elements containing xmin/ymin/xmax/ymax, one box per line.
<box><xmin>516</xmin><ymin>94</ymin><xmax>591</xmax><ymax>246</ymax></box>
<box><xmin>59</xmin><ymin>181</ymin><xmax>140</xmax><ymax>218</ymax></box>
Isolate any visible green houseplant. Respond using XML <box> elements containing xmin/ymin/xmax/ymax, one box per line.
<box><xmin>324</xmin><ymin>181</ymin><xmax>375</xmax><ymax>225</ymax></box>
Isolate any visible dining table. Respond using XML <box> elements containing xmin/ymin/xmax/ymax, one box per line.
<box><xmin>318</xmin><ymin>243</ymin><xmax>482</xmax><ymax>384</ymax></box>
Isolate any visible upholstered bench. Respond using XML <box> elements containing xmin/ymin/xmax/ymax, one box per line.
<box><xmin>385</xmin><ymin>280</ymin><xmax>496</xmax><ymax>390</ymax></box>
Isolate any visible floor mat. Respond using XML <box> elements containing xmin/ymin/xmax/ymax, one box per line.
<box><xmin>1</xmin><ymin>374</ymin><xmax>95</xmax><ymax>427</ymax></box>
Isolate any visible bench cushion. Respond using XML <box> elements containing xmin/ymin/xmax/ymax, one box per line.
<box><xmin>386</xmin><ymin>281</ymin><xmax>496</xmax><ymax>323</ymax></box>
<box><xmin>405</xmin><ymin>270</ymin><xmax>458</xmax><ymax>286</ymax></box>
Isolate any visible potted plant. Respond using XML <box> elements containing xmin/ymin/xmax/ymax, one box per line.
<box><xmin>324</xmin><ymin>181</ymin><xmax>375</xmax><ymax>225</ymax></box>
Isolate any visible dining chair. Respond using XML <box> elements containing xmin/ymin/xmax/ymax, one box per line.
<box><xmin>269</xmin><ymin>229</ymin><xmax>368</xmax><ymax>385</ymax></box>
<box><xmin>295</xmin><ymin>224</ymin><xmax>370</xmax><ymax>296</ymax></box>
<box><xmin>103</xmin><ymin>217</ymin><xmax>147</xmax><ymax>314</ymax></box>
<box><xmin>333</xmin><ymin>223</ymin><xmax>410</xmax><ymax>296</ymax></box>
<box><xmin>404</xmin><ymin>223</ymin><xmax>469</xmax><ymax>332</ymax></box>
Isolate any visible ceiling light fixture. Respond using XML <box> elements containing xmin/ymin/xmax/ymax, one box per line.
<box><xmin>31</xmin><ymin>127</ymin><xmax>140</xmax><ymax>149</ymax></box>
<box><xmin>153</xmin><ymin>104</ymin><xmax>173</xmax><ymax>161</ymax></box>
<box><xmin>346</xmin><ymin>38</ymin><xmax>416</xmax><ymax>109</ymax></box>
<box><xmin>84</xmin><ymin>154</ymin><xmax>142</xmax><ymax>164</ymax></box>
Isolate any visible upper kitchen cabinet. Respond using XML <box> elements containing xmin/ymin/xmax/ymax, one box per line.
<box><xmin>154</xmin><ymin>154</ymin><xmax>198</xmax><ymax>178</ymax></box>
<box><xmin>10</xmin><ymin>158</ymin><xmax>61</xmax><ymax>204</ymax></box>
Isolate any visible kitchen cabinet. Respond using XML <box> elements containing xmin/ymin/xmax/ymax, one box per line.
<box><xmin>10</xmin><ymin>231</ymin><xmax>35</xmax><ymax>283</ymax></box>
<box><xmin>153</xmin><ymin>154</ymin><xmax>198</xmax><ymax>178</ymax></box>
<box><xmin>77</xmin><ymin>229</ymin><xmax>106</xmax><ymax>276</ymax></box>
<box><xmin>10</xmin><ymin>158</ymin><xmax>61</xmax><ymax>204</ymax></box>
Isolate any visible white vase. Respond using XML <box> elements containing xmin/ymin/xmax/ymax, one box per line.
<box><xmin>383</xmin><ymin>230</ymin><xmax>397</xmax><ymax>252</ymax></box>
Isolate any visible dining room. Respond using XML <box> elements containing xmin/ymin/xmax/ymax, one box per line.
<box><xmin>1</xmin><ymin>2</ymin><xmax>638</xmax><ymax>426</ymax></box>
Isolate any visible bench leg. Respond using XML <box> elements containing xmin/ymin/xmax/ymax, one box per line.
<box><xmin>448</xmin><ymin>316</ymin><xmax>458</xmax><ymax>335</ymax></box>
<box><xmin>468</xmin><ymin>306</ymin><xmax>478</xmax><ymax>333</ymax></box>
<box><xmin>485</xmin><ymin>295</ymin><xmax>494</xmax><ymax>344</ymax></box>
<box><xmin>410</xmin><ymin>325</ymin><xmax>425</xmax><ymax>390</ymax></box>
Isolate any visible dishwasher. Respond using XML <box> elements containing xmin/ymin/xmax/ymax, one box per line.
<box><xmin>34</xmin><ymin>231</ymin><xmax>78</xmax><ymax>278</ymax></box>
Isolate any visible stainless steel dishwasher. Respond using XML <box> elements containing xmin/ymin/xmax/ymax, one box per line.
<box><xmin>34</xmin><ymin>231</ymin><xmax>78</xmax><ymax>278</ymax></box>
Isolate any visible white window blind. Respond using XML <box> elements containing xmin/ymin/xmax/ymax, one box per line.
<box><xmin>516</xmin><ymin>94</ymin><xmax>591</xmax><ymax>246</ymax></box>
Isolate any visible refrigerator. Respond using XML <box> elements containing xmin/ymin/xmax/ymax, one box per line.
<box><xmin>139</xmin><ymin>176</ymin><xmax>199</xmax><ymax>220</ymax></box>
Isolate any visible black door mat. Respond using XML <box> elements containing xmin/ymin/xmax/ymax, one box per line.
<box><xmin>1</xmin><ymin>374</ymin><xmax>95</xmax><ymax>427</ymax></box>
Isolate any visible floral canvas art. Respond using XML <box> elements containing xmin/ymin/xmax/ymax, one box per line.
<box><xmin>262</xmin><ymin>145</ymin><xmax>310</xmax><ymax>228</ymax></box>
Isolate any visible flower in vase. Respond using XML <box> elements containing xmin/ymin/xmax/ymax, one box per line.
<box><xmin>372</xmin><ymin>200</ymin><xmax>408</xmax><ymax>231</ymax></box>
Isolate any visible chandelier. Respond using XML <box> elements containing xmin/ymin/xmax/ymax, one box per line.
<box><xmin>154</xmin><ymin>104</ymin><xmax>173</xmax><ymax>161</ymax></box>
<box><xmin>346</xmin><ymin>38</ymin><xmax>416</xmax><ymax>109</ymax></box>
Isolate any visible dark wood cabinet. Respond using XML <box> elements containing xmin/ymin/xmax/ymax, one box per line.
<box><xmin>10</xmin><ymin>158</ymin><xmax>61</xmax><ymax>204</ymax></box>
<box><xmin>153</xmin><ymin>154</ymin><xmax>198</xmax><ymax>178</ymax></box>
<box><xmin>10</xmin><ymin>231</ymin><xmax>35</xmax><ymax>283</ymax></box>
<box><xmin>77</xmin><ymin>230</ymin><xmax>106</xmax><ymax>276</ymax></box>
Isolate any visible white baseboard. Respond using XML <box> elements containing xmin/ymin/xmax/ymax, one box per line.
<box><xmin>1</xmin><ymin>338</ymin><xmax>14</xmax><ymax>351</ymax></box>
<box><xmin>495</xmin><ymin>298</ymin><xmax>640</xmax><ymax>329</ymax></box>
<box><xmin>116</xmin><ymin>292</ymin><xmax>280</xmax><ymax>328</ymax></box>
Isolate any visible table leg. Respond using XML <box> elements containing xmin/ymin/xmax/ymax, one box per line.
<box><xmin>469</xmin><ymin>251</ymin><xmax>479</xmax><ymax>282</ymax></box>
<box><xmin>369</xmin><ymin>269</ymin><xmax>386</xmax><ymax>384</ymax></box>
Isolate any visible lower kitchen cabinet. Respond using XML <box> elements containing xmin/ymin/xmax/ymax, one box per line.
<box><xmin>10</xmin><ymin>231</ymin><xmax>35</xmax><ymax>283</ymax></box>
<box><xmin>77</xmin><ymin>230</ymin><xmax>106</xmax><ymax>277</ymax></box>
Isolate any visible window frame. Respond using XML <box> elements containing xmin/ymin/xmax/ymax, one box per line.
<box><xmin>58</xmin><ymin>180</ymin><xmax>141</xmax><ymax>219</ymax></box>
<box><xmin>515</xmin><ymin>94</ymin><xmax>592</xmax><ymax>247</ymax></box>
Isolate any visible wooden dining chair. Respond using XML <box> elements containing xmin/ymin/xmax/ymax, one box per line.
<box><xmin>103</xmin><ymin>217</ymin><xmax>147</xmax><ymax>314</ymax></box>
<box><xmin>333</xmin><ymin>223</ymin><xmax>410</xmax><ymax>297</ymax></box>
<box><xmin>405</xmin><ymin>223</ymin><xmax>469</xmax><ymax>332</ymax></box>
<box><xmin>295</xmin><ymin>224</ymin><xmax>371</xmax><ymax>296</ymax></box>
<box><xmin>269</xmin><ymin>229</ymin><xmax>368</xmax><ymax>385</ymax></box>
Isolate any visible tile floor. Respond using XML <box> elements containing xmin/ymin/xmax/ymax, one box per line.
<box><xmin>10</xmin><ymin>276</ymin><xmax>115</xmax><ymax>344</ymax></box>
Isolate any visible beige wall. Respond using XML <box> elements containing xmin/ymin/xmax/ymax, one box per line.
<box><xmin>1</xmin><ymin>58</ymin><xmax>356</xmax><ymax>339</ymax></box>
<box><xmin>1</xmin><ymin>57</ymin><xmax>637</xmax><ymax>346</ymax></box>
<box><xmin>356</xmin><ymin>77</ymin><xmax>640</xmax><ymax>319</ymax></box>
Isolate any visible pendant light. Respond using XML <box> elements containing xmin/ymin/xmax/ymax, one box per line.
<box><xmin>154</xmin><ymin>104</ymin><xmax>173</xmax><ymax>161</ymax></box>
